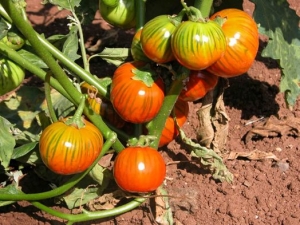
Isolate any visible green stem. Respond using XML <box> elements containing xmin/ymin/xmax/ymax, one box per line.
<box><xmin>45</xmin><ymin>71</ymin><xmax>58</xmax><ymax>122</ymax></box>
<box><xmin>64</xmin><ymin>94</ymin><xmax>87</xmax><ymax>128</ymax></box>
<box><xmin>30</xmin><ymin>197</ymin><xmax>145</xmax><ymax>223</ymax></box>
<box><xmin>135</xmin><ymin>0</ymin><xmax>145</xmax><ymax>30</ymax></box>
<box><xmin>147</xmin><ymin>66</ymin><xmax>188</xmax><ymax>148</ymax></box>
<box><xmin>194</xmin><ymin>0</ymin><xmax>214</xmax><ymax>18</ymax></box>
<box><xmin>1</xmin><ymin>1</ymin><xmax>125</xmax><ymax>152</ymax></box>
<box><xmin>72</xmin><ymin>11</ymin><xmax>89</xmax><ymax>71</ymax></box>
<box><xmin>1</xmin><ymin>0</ymin><xmax>80</xmax><ymax>104</ymax></box>
<box><xmin>0</xmin><ymin>132</ymin><xmax>117</xmax><ymax>201</ymax></box>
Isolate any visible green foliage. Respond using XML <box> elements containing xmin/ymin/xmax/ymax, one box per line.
<box><xmin>0</xmin><ymin>117</ymin><xmax>16</xmax><ymax>169</ymax></box>
<box><xmin>251</xmin><ymin>0</ymin><xmax>300</xmax><ymax>107</ymax></box>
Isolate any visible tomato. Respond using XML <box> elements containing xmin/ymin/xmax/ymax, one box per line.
<box><xmin>39</xmin><ymin>117</ymin><xmax>103</xmax><ymax>175</ymax></box>
<box><xmin>99</xmin><ymin>0</ymin><xmax>136</xmax><ymax>29</ymax></box>
<box><xmin>159</xmin><ymin>99</ymin><xmax>189</xmax><ymax>147</ymax></box>
<box><xmin>140</xmin><ymin>15</ymin><xmax>177</xmax><ymax>63</ymax></box>
<box><xmin>110</xmin><ymin>61</ymin><xmax>165</xmax><ymax>124</ymax></box>
<box><xmin>0</xmin><ymin>57</ymin><xmax>25</xmax><ymax>96</ymax></box>
<box><xmin>207</xmin><ymin>9</ymin><xmax>259</xmax><ymax>77</ymax></box>
<box><xmin>171</xmin><ymin>20</ymin><xmax>227</xmax><ymax>70</ymax></box>
<box><xmin>179</xmin><ymin>70</ymin><xmax>219</xmax><ymax>102</ymax></box>
<box><xmin>131</xmin><ymin>28</ymin><xmax>151</xmax><ymax>62</ymax></box>
<box><xmin>113</xmin><ymin>146</ymin><xmax>166</xmax><ymax>193</ymax></box>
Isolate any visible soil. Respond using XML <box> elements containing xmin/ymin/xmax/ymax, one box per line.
<box><xmin>1</xmin><ymin>0</ymin><xmax>300</xmax><ymax>225</ymax></box>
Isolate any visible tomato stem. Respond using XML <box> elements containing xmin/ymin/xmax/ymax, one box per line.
<box><xmin>135</xmin><ymin>0</ymin><xmax>145</xmax><ymax>30</ymax></box>
<box><xmin>44</xmin><ymin>71</ymin><xmax>58</xmax><ymax>123</ymax></box>
<box><xmin>64</xmin><ymin>94</ymin><xmax>86</xmax><ymax>128</ymax></box>
<box><xmin>146</xmin><ymin>66</ymin><xmax>189</xmax><ymax>148</ymax></box>
<box><xmin>195</xmin><ymin>0</ymin><xmax>214</xmax><ymax>18</ymax></box>
<box><xmin>181</xmin><ymin>0</ymin><xmax>204</xmax><ymax>22</ymax></box>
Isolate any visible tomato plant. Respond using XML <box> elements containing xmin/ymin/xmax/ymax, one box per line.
<box><xmin>159</xmin><ymin>99</ymin><xmax>189</xmax><ymax>147</ymax></box>
<box><xmin>0</xmin><ymin>57</ymin><xmax>25</xmax><ymax>96</ymax></box>
<box><xmin>99</xmin><ymin>0</ymin><xmax>136</xmax><ymax>29</ymax></box>
<box><xmin>140</xmin><ymin>15</ymin><xmax>178</xmax><ymax>63</ymax></box>
<box><xmin>207</xmin><ymin>9</ymin><xmax>259</xmax><ymax>77</ymax></box>
<box><xmin>179</xmin><ymin>70</ymin><xmax>219</xmax><ymax>102</ymax></box>
<box><xmin>110</xmin><ymin>61</ymin><xmax>165</xmax><ymax>123</ymax></box>
<box><xmin>113</xmin><ymin>146</ymin><xmax>166</xmax><ymax>193</ymax></box>
<box><xmin>171</xmin><ymin>19</ymin><xmax>227</xmax><ymax>70</ymax></box>
<box><xmin>39</xmin><ymin>117</ymin><xmax>103</xmax><ymax>175</ymax></box>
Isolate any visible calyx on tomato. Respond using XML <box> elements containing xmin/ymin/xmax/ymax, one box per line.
<box><xmin>99</xmin><ymin>0</ymin><xmax>136</xmax><ymax>29</ymax></box>
<box><xmin>0</xmin><ymin>26</ymin><xmax>25</xmax><ymax>51</ymax></box>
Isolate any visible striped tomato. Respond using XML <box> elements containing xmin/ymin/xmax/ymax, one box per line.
<box><xmin>0</xmin><ymin>57</ymin><xmax>25</xmax><ymax>96</ymax></box>
<box><xmin>110</xmin><ymin>61</ymin><xmax>165</xmax><ymax>124</ymax></box>
<box><xmin>207</xmin><ymin>9</ymin><xmax>259</xmax><ymax>77</ymax></box>
<box><xmin>140</xmin><ymin>15</ymin><xmax>177</xmax><ymax>63</ymax></box>
<box><xmin>159</xmin><ymin>99</ymin><xmax>189</xmax><ymax>147</ymax></box>
<box><xmin>113</xmin><ymin>146</ymin><xmax>166</xmax><ymax>193</ymax></box>
<box><xmin>171</xmin><ymin>20</ymin><xmax>227</xmax><ymax>70</ymax></box>
<box><xmin>39</xmin><ymin>117</ymin><xmax>103</xmax><ymax>175</ymax></box>
<box><xmin>99</xmin><ymin>0</ymin><xmax>136</xmax><ymax>29</ymax></box>
<box><xmin>179</xmin><ymin>70</ymin><xmax>219</xmax><ymax>102</ymax></box>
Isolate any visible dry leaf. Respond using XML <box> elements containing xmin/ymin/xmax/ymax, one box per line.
<box><xmin>87</xmin><ymin>190</ymin><xmax>123</xmax><ymax>211</ymax></box>
<box><xmin>227</xmin><ymin>149</ymin><xmax>279</xmax><ymax>161</ymax></box>
<box><xmin>245</xmin><ymin>115</ymin><xmax>300</xmax><ymax>143</ymax></box>
<box><xmin>155</xmin><ymin>187</ymin><xmax>173</xmax><ymax>225</ymax></box>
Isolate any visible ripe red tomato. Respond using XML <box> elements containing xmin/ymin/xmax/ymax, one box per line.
<box><xmin>113</xmin><ymin>146</ymin><xmax>166</xmax><ymax>193</ymax></box>
<box><xmin>171</xmin><ymin>20</ymin><xmax>226</xmax><ymax>70</ymax></box>
<box><xmin>110</xmin><ymin>61</ymin><xmax>165</xmax><ymax>124</ymax></box>
<box><xmin>39</xmin><ymin>117</ymin><xmax>103</xmax><ymax>175</ymax></box>
<box><xmin>207</xmin><ymin>9</ymin><xmax>259</xmax><ymax>77</ymax></box>
<box><xmin>140</xmin><ymin>15</ymin><xmax>177</xmax><ymax>63</ymax></box>
<box><xmin>179</xmin><ymin>70</ymin><xmax>219</xmax><ymax>102</ymax></box>
<box><xmin>159</xmin><ymin>99</ymin><xmax>189</xmax><ymax>147</ymax></box>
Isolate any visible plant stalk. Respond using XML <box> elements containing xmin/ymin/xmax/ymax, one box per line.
<box><xmin>194</xmin><ymin>0</ymin><xmax>214</xmax><ymax>18</ymax></box>
<box><xmin>135</xmin><ymin>0</ymin><xmax>145</xmax><ymax>30</ymax></box>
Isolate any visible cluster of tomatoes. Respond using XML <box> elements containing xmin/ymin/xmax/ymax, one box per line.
<box><xmin>39</xmin><ymin>7</ymin><xmax>259</xmax><ymax>193</ymax></box>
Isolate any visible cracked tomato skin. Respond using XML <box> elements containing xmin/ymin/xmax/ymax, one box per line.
<box><xmin>207</xmin><ymin>9</ymin><xmax>259</xmax><ymax>77</ymax></box>
<box><xmin>113</xmin><ymin>146</ymin><xmax>166</xmax><ymax>193</ymax></box>
<box><xmin>179</xmin><ymin>70</ymin><xmax>219</xmax><ymax>102</ymax></box>
<box><xmin>39</xmin><ymin>118</ymin><xmax>103</xmax><ymax>175</ymax></box>
<box><xmin>171</xmin><ymin>20</ymin><xmax>227</xmax><ymax>70</ymax></box>
<box><xmin>110</xmin><ymin>61</ymin><xmax>165</xmax><ymax>124</ymax></box>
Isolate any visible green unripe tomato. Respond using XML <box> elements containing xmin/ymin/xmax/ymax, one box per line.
<box><xmin>0</xmin><ymin>58</ymin><xmax>25</xmax><ymax>96</ymax></box>
<box><xmin>99</xmin><ymin>0</ymin><xmax>136</xmax><ymax>29</ymax></box>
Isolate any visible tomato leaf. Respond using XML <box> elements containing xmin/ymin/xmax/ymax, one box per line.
<box><xmin>0</xmin><ymin>117</ymin><xmax>16</xmax><ymax>169</ymax></box>
<box><xmin>96</xmin><ymin>47</ymin><xmax>130</xmax><ymax>66</ymax></box>
<box><xmin>0</xmin><ymin>184</ymin><xmax>22</xmax><ymax>207</ymax></box>
<box><xmin>43</xmin><ymin>0</ymin><xmax>81</xmax><ymax>11</ymax></box>
<box><xmin>18</xmin><ymin>46</ymin><xmax>49</xmax><ymax>69</ymax></box>
<box><xmin>251</xmin><ymin>0</ymin><xmax>300</xmax><ymax>107</ymax></box>
<box><xmin>0</xmin><ymin>18</ymin><xmax>9</xmax><ymax>39</ymax></box>
<box><xmin>62</xmin><ymin>25</ymin><xmax>81</xmax><ymax>62</ymax></box>
<box><xmin>11</xmin><ymin>142</ymin><xmax>38</xmax><ymax>160</ymax></box>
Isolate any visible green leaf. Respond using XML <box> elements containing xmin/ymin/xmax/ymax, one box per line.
<box><xmin>0</xmin><ymin>18</ymin><xmax>9</xmax><ymax>39</ymax></box>
<box><xmin>62</xmin><ymin>25</ymin><xmax>81</xmax><ymax>62</ymax></box>
<box><xmin>96</xmin><ymin>47</ymin><xmax>130</xmax><ymax>67</ymax></box>
<box><xmin>43</xmin><ymin>0</ymin><xmax>81</xmax><ymax>11</ymax></box>
<box><xmin>0</xmin><ymin>117</ymin><xmax>16</xmax><ymax>168</ymax></box>
<box><xmin>0</xmin><ymin>184</ymin><xmax>22</xmax><ymax>207</ymax></box>
<box><xmin>75</xmin><ymin>0</ymin><xmax>99</xmax><ymax>25</ymax></box>
<box><xmin>251</xmin><ymin>0</ymin><xmax>300</xmax><ymax>106</ymax></box>
<box><xmin>18</xmin><ymin>46</ymin><xmax>48</xmax><ymax>69</ymax></box>
<box><xmin>11</xmin><ymin>142</ymin><xmax>38</xmax><ymax>160</ymax></box>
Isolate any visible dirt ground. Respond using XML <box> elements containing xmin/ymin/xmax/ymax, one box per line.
<box><xmin>0</xmin><ymin>0</ymin><xmax>300</xmax><ymax>224</ymax></box>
